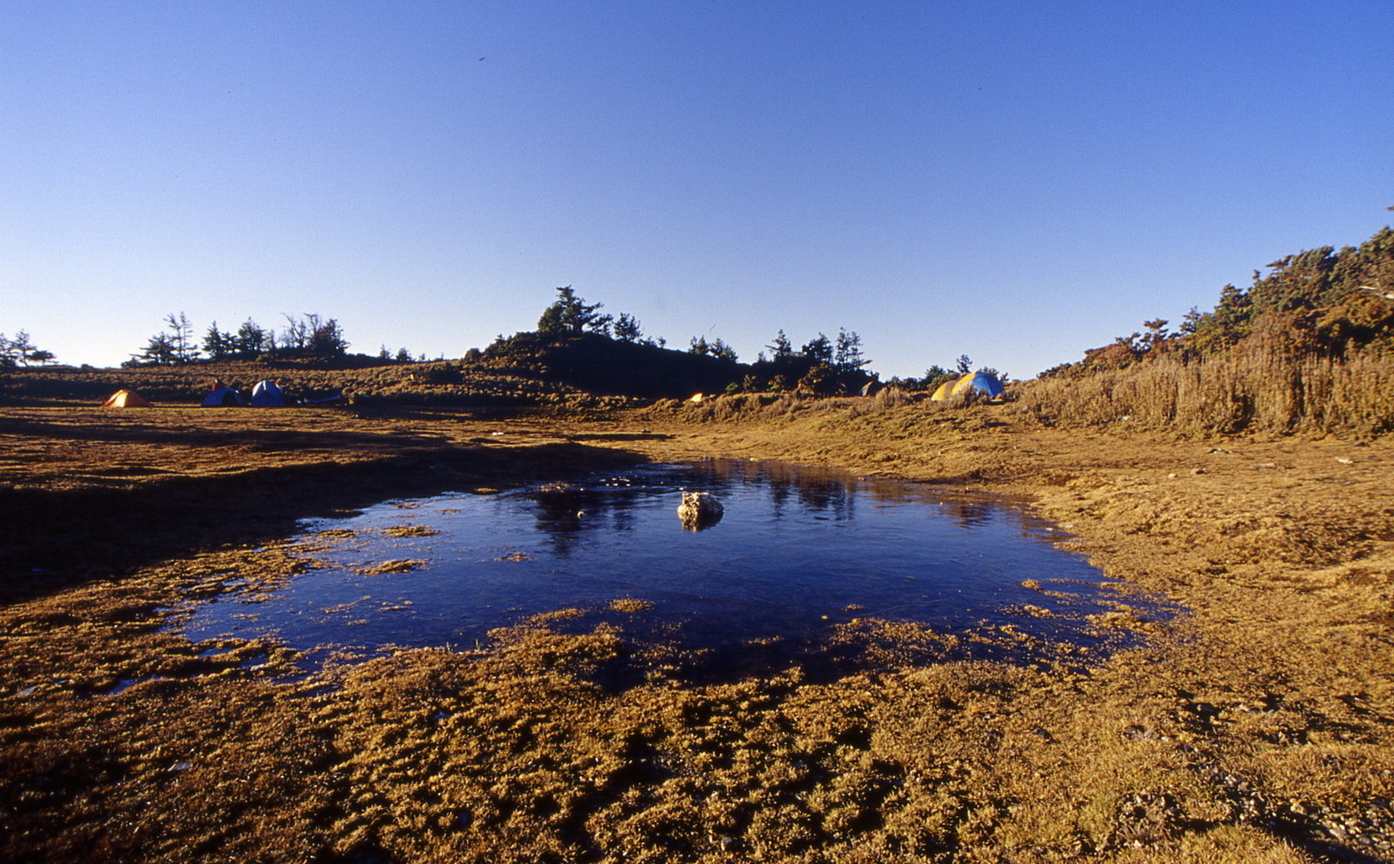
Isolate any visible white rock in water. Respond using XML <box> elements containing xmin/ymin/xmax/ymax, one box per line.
<box><xmin>677</xmin><ymin>490</ymin><xmax>723</xmax><ymax>530</ymax></box>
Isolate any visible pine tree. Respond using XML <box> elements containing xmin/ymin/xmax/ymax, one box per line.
<box><xmin>136</xmin><ymin>333</ymin><xmax>178</xmax><ymax>365</ymax></box>
<box><xmin>614</xmin><ymin>313</ymin><xmax>643</xmax><ymax>342</ymax></box>
<box><xmin>9</xmin><ymin>331</ymin><xmax>35</xmax><ymax>366</ymax></box>
<box><xmin>235</xmin><ymin>319</ymin><xmax>267</xmax><ymax>357</ymax></box>
<box><xmin>203</xmin><ymin>322</ymin><xmax>234</xmax><ymax>360</ymax></box>
<box><xmin>833</xmin><ymin>329</ymin><xmax>868</xmax><ymax>372</ymax></box>
<box><xmin>767</xmin><ymin>330</ymin><xmax>794</xmax><ymax>359</ymax></box>
<box><xmin>164</xmin><ymin>312</ymin><xmax>199</xmax><ymax>363</ymax></box>
<box><xmin>537</xmin><ymin>286</ymin><xmax>606</xmax><ymax>335</ymax></box>
<box><xmin>801</xmin><ymin>333</ymin><xmax>833</xmax><ymax>363</ymax></box>
<box><xmin>709</xmin><ymin>338</ymin><xmax>738</xmax><ymax>362</ymax></box>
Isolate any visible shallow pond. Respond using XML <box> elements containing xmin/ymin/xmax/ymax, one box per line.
<box><xmin>181</xmin><ymin>459</ymin><xmax>1172</xmax><ymax>674</ymax></box>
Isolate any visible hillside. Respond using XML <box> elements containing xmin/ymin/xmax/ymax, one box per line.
<box><xmin>1053</xmin><ymin>223</ymin><xmax>1394</xmax><ymax>372</ymax></box>
<box><xmin>0</xmin><ymin>329</ymin><xmax>879</xmax><ymax>410</ymax></box>
<box><xmin>478</xmin><ymin>331</ymin><xmax>743</xmax><ymax>398</ymax></box>
<box><xmin>1015</xmin><ymin>221</ymin><xmax>1394</xmax><ymax>436</ymax></box>
<box><xmin>0</xmin><ymin>356</ymin><xmax>609</xmax><ymax>411</ymax></box>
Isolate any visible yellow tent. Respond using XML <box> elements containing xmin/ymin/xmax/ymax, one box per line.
<box><xmin>100</xmin><ymin>389</ymin><xmax>153</xmax><ymax>408</ymax></box>
<box><xmin>930</xmin><ymin>378</ymin><xmax>959</xmax><ymax>401</ymax></box>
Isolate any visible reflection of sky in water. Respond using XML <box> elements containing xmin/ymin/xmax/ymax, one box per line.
<box><xmin>180</xmin><ymin>459</ymin><xmax>1171</xmax><ymax>664</ymax></box>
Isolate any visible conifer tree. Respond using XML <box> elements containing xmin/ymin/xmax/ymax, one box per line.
<box><xmin>537</xmin><ymin>286</ymin><xmax>607</xmax><ymax>335</ymax></box>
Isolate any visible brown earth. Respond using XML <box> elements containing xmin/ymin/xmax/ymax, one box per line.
<box><xmin>2</xmin><ymin>398</ymin><xmax>1393</xmax><ymax>863</ymax></box>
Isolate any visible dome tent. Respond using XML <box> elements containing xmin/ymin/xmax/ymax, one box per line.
<box><xmin>202</xmin><ymin>386</ymin><xmax>244</xmax><ymax>407</ymax></box>
<box><xmin>100</xmin><ymin>389</ymin><xmax>153</xmax><ymax>408</ymax></box>
<box><xmin>251</xmin><ymin>379</ymin><xmax>287</xmax><ymax>407</ymax></box>
<box><xmin>930</xmin><ymin>371</ymin><xmax>1005</xmax><ymax>402</ymax></box>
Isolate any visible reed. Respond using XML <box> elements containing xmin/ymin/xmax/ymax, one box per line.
<box><xmin>1015</xmin><ymin>348</ymin><xmax>1394</xmax><ymax>436</ymax></box>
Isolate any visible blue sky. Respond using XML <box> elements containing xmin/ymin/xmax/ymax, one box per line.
<box><xmin>3</xmin><ymin>1</ymin><xmax>1392</xmax><ymax>378</ymax></box>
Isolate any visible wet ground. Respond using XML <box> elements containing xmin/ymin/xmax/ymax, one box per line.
<box><xmin>2</xmin><ymin>402</ymin><xmax>1393</xmax><ymax>862</ymax></box>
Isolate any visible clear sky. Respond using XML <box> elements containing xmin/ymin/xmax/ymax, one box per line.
<box><xmin>3</xmin><ymin>1</ymin><xmax>1392</xmax><ymax>378</ymax></box>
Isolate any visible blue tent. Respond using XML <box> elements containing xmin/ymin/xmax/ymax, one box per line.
<box><xmin>202</xmin><ymin>387</ymin><xmax>244</xmax><ymax>407</ymax></box>
<box><xmin>251</xmin><ymin>379</ymin><xmax>287</xmax><ymax>407</ymax></box>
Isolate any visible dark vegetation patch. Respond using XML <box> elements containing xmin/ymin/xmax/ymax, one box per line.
<box><xmin>0</xmin><ymin>418</ymin><xmax>644</xmax><ymax>605</ymax></box>
<box><xmin>481</xmin><ymin>331</ymin><xmax>742</xmax><ymax>399</ymax></box>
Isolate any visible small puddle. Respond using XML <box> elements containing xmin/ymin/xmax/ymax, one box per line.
<box><xmin>180</xmin><ymin>459</ymin><xmax>1176</xmax><ymax>674</ymax></box>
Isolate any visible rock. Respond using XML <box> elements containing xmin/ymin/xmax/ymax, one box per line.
<box><xmin>677</xmin><ymin>491</ymin><xmax>723</xmax><ymax>531</ymax></box>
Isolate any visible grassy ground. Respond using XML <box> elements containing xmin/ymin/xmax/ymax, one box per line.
<box><xmin>2</xmin><ymin>397</ymin><xmax>1392</xmax><ymax>862</ymax></box>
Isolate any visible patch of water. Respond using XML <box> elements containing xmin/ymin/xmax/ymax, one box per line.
<box><xmin>179</xmin><ymin>459</ymin><xmax>1176</xmax><ymax>671</ymax></box>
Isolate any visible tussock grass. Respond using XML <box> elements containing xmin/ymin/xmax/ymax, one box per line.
<box><xmin>648</xmin><ymin>348</ymin><xmax>1394</xmax><ymax>441</ymax></box>
<box><xmin>852</xmin><ymin>385</ymin><xmax>914</xmax><ymax>415</ymax></box>
<box><xmin>1016</xmin><ymin>349</ymin><xmax>1394</xmax><ymax>436</ymax></box>
<box><xmin>652</xmin><ymin>387</ymin><xmax>927</xmax><ymax>424</ymax></box>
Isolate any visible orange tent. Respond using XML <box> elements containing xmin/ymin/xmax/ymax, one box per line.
<box><xmin>100</xmin><ymin>389</ymin><xmax>153</xmax><ymax>408</ymax></box>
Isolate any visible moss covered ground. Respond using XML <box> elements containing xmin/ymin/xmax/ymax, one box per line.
<box><xmin>2</xmin><ymin>398</ymin><xmax>1392</xmax><ymax>862</ymax></box>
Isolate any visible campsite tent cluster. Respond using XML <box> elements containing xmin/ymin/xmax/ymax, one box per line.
<box><xmin>682</xmin><ymin>371</ymin><xmax>1005</xmax><ymax>404</ymax></box>
<box><xmin>101</xmin><ymin>373</ymin><xmax>1002</xmax><ymax>408</ymax></box>
<box><xmin>101</xmin><ymin>380</ymin><xmax>295</xmax><ymax>408</ymax></box>
<box><xmin>205</xmin><ymin>380</ymin><xmax>288</xmax><ymax>407</ymax></box>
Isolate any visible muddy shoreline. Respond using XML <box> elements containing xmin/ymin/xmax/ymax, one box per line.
<box><xmin>3</xmin><ymin>402</ymin><xmax>1393</xmax><ymax>862</ymax></box>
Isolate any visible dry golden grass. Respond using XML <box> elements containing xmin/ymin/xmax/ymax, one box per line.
<box><xmin>1015</xmin><ymin>348</ymin><xmax>1394</xmax><ymax>437</ymax></box>
<box><xmin>2</xmin><ymin>404</ymin><xmax>1393</xmax><ymax>862</ymax></box>
<box><xmin>648</xmin><ymin>388</ymin><xmax>933</xmax><ymax>427</ymax></box>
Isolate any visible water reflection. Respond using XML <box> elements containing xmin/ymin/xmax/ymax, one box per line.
<box><xmin>180</xmin><ymin>459</ymin><xmax>1175</xmax><ymax>675</ymax></box>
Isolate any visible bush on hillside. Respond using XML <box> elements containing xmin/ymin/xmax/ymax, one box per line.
<box><xmin>481</xmin><ymin>331</ymin><xmax>742</xmax><ymax>399</ymax></box>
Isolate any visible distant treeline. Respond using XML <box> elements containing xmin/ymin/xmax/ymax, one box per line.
<box><xmin>8</xmin><ymin>284</ymin><xmax>997</xmax><ymax>396</ymax></box>
<box><xmin>515</xmin><ymin>285</ymin><xmax>1003</xmax><ymax>397</ymax></box>
<box><xmin>125</xmin><ymin>312</ymin><xmax>353</xmax><ymax>366</ymax></box>
<box><xmin>480</xmin><ymin>286</ymin><xmax>885</xmax><ymax>398</ymax></box>
<box><xmin>0</xmin><ymin>331</ymin><xmax>56</xmax><ymax>368</ymax></box>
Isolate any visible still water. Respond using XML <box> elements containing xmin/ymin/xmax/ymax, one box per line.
<box><xmin>181</xmin><ymin>459</ymin><xmax>1169</xmax><ymax>670</ymax></box>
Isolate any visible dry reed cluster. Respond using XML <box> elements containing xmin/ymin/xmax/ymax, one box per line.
<box><xmin>1015</xmin><ymin>349</ymin><xmax>1394</xmax><ymax>436</ymax></box>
